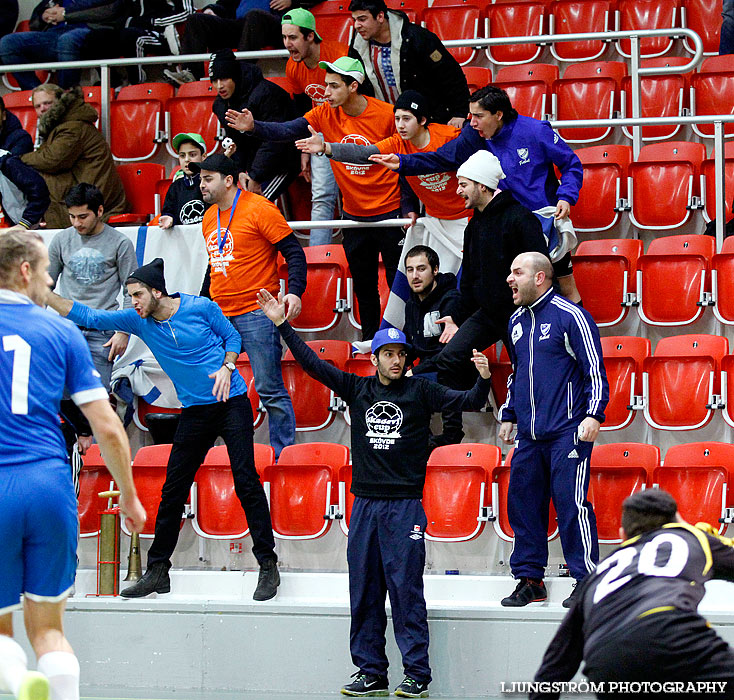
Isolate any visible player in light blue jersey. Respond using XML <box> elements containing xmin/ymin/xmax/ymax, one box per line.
<box><xmin>0</xmin><ymin>231</ymin><xmax>145</xmax><ymax>700</ymax></box>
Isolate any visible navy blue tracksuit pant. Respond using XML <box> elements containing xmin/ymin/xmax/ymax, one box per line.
<box><xmin>508</xmin><ymin>428</ymin><xmax>599</xmax><ymax>582</ymax></box>
<box><xmin>347</xmin><ymin>497</ymin><xmax>431</xmax><ymax>683</ymax></box>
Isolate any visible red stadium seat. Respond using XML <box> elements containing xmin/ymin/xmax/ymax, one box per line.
<box><xmin>600</xmin><ymin>336</ymin><xmax>650</xmax><ymax>430</ymax></box>
<box><xmin>484</xmin><ymin>343</ymin><xmax>513</xmax><ymax>418</ymax></box>
<box><xmin>721</xmin><ymin>354</ymin><xmax>734</xmax><ymax>428</ymax></box>
<box><xmin>553</xmin><ymin>61</ymin><xmax>628</xmax><ymax>143</ymax></box>
<box><xmin>642</xmin><ymin>334</ymin><xmax>728</xmax><ymax>431</ymax></box>
<box><xmin>485</xmin><ymin>1</ymin><xmax>545</xmax><ymax>65</ymax></box>
<box><xmin>681</xmin><ymin>0</ymin><xmax>722</xmax><ymax>55</ymax></box>
<box><xmin>278</xmin><ymin>176</ymin><xmax>314</xmax><ymax>232</ymax></box>
<box><xmin>548</xmin><ymin>0</ymin><xmax>611</xmax><ymax>62</ymax></box>
<box><xmin>389</xmin><ymin>0</ymin><xmax>428</xmax><ymax>16</ymax></box>
<box><xmin>154</xmin><ymin>178</ymin><xmax>173</xmax><ymax>217</ymax></box>
<box><xmin>655</xmin><ymin>442</ymin><xmax>733</xmax><ymax>533</ymax></box>
<box><xmin>571</xmin><ymin>146</ymin><xmax>632</xmax><ymax>232</ymax></box>
<box><xmin>425</xmin><ymin>444</ymin><xmax>499</xmax><ymax>541</ymax></box>
<box><xmin>117</xmin><ymin>82</ymin><xmax>175</xmax><ymax>103</ymax></box>
<box><xmin>636</xmin><ymin>234</ymin><xmax>713</xmax><ymax>326</ymax></box>
<box><xmin>191</xmin><ymin>443</ymin><xmax>274</xmax><ymax>539</ymax></box>
<box><xmin>494</xmin><ymin>63</ymin><xmax>558</xmax><ymax>120</ymax></box>
<box><xmin>78</xmin><ymin>445</ymin><xmax>115</xmax><ymax>537</ymax></box>
<box><xmin>492</xmin><ymin>448</ymin><xmax>559</xmax><ymax>542</ymax></box>
<box><xmin>712</xmin><ymin>235</ymin><xmax>734</xmax><ymax>325</ymax></box>
<box><xmin>615</xmin><ymin>0</ymin><xmax>678</xmax><ymax>58</ymax></box>
<box><xmin>589</xmin><ymin>443</ymin><xmax>658</xmax><ymax>543</ymax></box>
<box><xmin>691</xmin><ymin>56</ymin><xmax>734</xmax><ymax>139</ymax></box>
<box><xmin>628</xmin><ymin>141</ymin><xmax>706</xmax><ymax>230</ymax></box>
<box><xmin>278</xmin><ymin>244</ymin><xmax>349</xmax><ymax>332</ymax></box>
<box><xmin>702</xmin><ymin>141</ymin><xmax>734</xmax><ymax>224</ymax></box>
<box><xmin>423</xmin><ymin>6</ymin><xmax>481</xmax><ymax>66</ymax></box>
<box><xmin>348</xmin><ymin>258</ymin><xmax>389</xmax><ymax>330</ymax></box>
<box><xmin>4</xmin><ymin>89</ymin><xmax>36</xmax><ymax>140</ymax></box>
<box><xmin>343</xmin><ymin>354</ymin><xmax>375</xmax><ymax>426</ymax></box>
<box><xmin>109</xmin><ymin>163</ymin><xmax>166</xmax><ymax>225</ymax></box>
<box><xmin>311</xmin><ymin>0</ymin><xmax>350</xmax><ymax>13</ymax></box>
<box><xmin>81</xmin><ymin>86</ymin><xmax>113</xmax><ymax>121</ymax></box>
<box><xmin>312</xmin><ymin>12</ymin><xmax>353</xmax><ymax>44</ymax></box>
<box><xmin>282</xmin><ymin>340</ymin><xmax>351</xmax><ymax>431</ymax></box>
<box><xmin>166</xmin><ymin>95</ymin><xmax>220</xmax><ymax>157</ymax></box>
<box><xmin>462</xmin><ymin>66</ymin><xmax>492</xmax><ymax>94</ymax></box>
<box><xmin>266</xmin><ymin>442</ymin><xmax>349</xmax><ymax>539</ymax></box>
<box><xmin>572</xmin><ymin>238</ymin><xmax>641</xmax><ymax>326</ymax></box>
<box><xmin>235</xmin><ymin>353</ymin><xmax>265</xmax><ymax>429</ymax></box>
<box><xmin>174</xmin><ymin>81</ymin><xmax>217</xmax><ymax>98</ymax></box>
<box><xmin>122</xmin><ymin>444</ymin><xmax>188</xmax><ymax>538</ymax></box>
<box><xmin>110</xmin><ymin>85</ymin><xmax>173</xmax><ymax>162</ymax></box>
<box><xmin>621</xmin><ymin>57</ymin><xmax>691</xmax><ymax>141</ymax></box>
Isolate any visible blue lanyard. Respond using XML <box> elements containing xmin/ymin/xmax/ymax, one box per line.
<box><xmin>216</xmin><ymin>188</ymin><xmax>241</xmax><ymax>277</ymax></box>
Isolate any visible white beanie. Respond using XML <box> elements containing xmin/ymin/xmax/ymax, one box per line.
<box><xmin>456</xmin><ymin>150</ymin><xmax>506</xmax><ymax>190</ymax></box>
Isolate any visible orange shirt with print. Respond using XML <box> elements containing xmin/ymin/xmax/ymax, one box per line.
<box><xmin>305</xmin><ymin>96</ymin><xmax>400</xmax><ymax>218</ymax></box>
<box><xmin>376</xmin><ymin>123</ymin><xmax>466</xmax><ymax>220</ymax></box>
<box><xmin>286</xmin><ymin>40</ymin><xmax>347</xmax><ymax>107</ymax></box>
<box><xmin>201</xmin><ymin>192</ymin><xmax>291</xmax><ymax>316</ymax></box>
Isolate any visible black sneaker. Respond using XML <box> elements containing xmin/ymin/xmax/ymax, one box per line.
<box><xmin>394</xmin><ymin>676</ymin><xmax>430</xmax><ymax>698</ymax></box>
<box><xmin>120</xmin><ymin>562</ymin><xmax>171</xmax><ymax>598</ymax></box>
<box><xmin>340</xmin><ymin>672</ymin><xmax>389</xmax><ymax>696</ymax></box>
<box><xmin>500</xmin><ymin>577</ymin><xmax>547</xmax><ymax>607</ymax></box>
<box><xmin>253</xmin><ymin>559</ymin><xmax>280</xmax><ymax>601</ymax></box>
<box><xmin>562</xmin><ymin>581</ymin><xmax>579</xmax><ymax>608</ymax></box>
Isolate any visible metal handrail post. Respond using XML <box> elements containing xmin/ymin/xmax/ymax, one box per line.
<box><xmin>629</xmin><ymin>35</ymin><xmax>642</xmax><ymax>160</ymax></box>
<box><xmin>714</xmin><ymin>122</ymin><xmax>726</xmax><ymax>250</ymax></box>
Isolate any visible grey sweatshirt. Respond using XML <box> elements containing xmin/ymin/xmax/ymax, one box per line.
<box><xmin>48</xmin><ymin>224</ymin><xmax>137</xmax><ymax>312</ymax></box>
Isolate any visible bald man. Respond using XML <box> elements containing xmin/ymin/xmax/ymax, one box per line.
<box><xmin>498</xmin><ymin>252</ymin><xmax>609</xmax><ymax>608</ymax></box>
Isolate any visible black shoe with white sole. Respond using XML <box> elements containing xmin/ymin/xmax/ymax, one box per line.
<box><xmin>340</xmin><ymin>672</ymin><xmax>389</xmax><ymax>696</ymax></box>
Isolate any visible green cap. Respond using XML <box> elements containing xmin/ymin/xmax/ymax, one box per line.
<box><xmin>318</xmin><ymin>56</ymin><xmax>365</xmax><ymax>84</ymax></box>
<box><xmin>171</xmin><ymin>132</ymin><xmax>206</xmax><ymax>154</ymax></box>
<box><xmin>281</xmin><ymin>8</ymin><xmax>322</xmax><ymax>41</ymax></box>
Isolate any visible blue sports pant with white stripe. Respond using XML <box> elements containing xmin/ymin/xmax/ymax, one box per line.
<box><xmin>508</xmin><ymin>429</ymin><xmax>599</xmax><ymax>582</ymax></box>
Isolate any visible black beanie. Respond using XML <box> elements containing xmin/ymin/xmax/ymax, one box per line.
<box><xmin>209</xmin><ymin>49</ymin><xmax>239</xmax><ymax>82</ymax></box>
<box><xmin>127</xmin><ymin>257</ymin><xmax>168</xmax><ymax>295</ymax></box>
<box><xmin>394</xmin><ymin>90</ymin><xmax>431</xmax><ymax>123</ymax></box>
<box><xmin>622</xmin><ymin>489</ymin><xmax>677</xmax><ymax>518</ymax></box>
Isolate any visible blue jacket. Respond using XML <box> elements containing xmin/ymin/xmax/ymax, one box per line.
<box><xmin>0</xmin><ymin>154</ymin><xmax>50</xmax><ymax>227</ymax></box>
<box><xmin>498</xmin><ymin>288</ymin><xmax>608</xmax><ymax>440</ymax></box>
<box><xmin>67</xmin><ymin>293</ymin><xmax>246</xmax><ymax>408</ymax></box>
<box><xmin>0</xmin><ymin>111</ymin><xmax>32</xmax><ymax>157</ymax></box>
<box><xmin>398</xmin><ymin>116</ymin><xmax>584</xmax><ymax>210</ymax></box>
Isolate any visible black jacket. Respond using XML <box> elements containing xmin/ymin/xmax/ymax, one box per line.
<box><xmin>0</xmin><ymin>1</ymin><xmax>18</xmax><ymax>37</ymax></box>
<box><xmin>212</xmin><ymin>62</ymin><xmax>299</xmax><ymax>185</ymax></box>
<box><xmin>29</xmin><ymin>0</ymin><xmax>128</xmax><ymax>31</ymax></box>
<box><xmin>404</xmin><ymin>272</ymin><xmax>461</xmax><ymax>362</ymax></box>
<box><xmin>0</xmin><ymin>111</ymin><xmax>33</xmax><ymax>157</ymax></box>
<box><xmin>459</xmin><ymin>191</ymin><xmax>548</xmax><ymax>324</ymax></box>
<box><xmin>0</xmin><ymin>154</ymin><xmax>51</xmax><ymax>228</ymax></box>
<box><xmin>349</xmin><ymin>9</ymin><xmax>469</xmax><ymax>124</ymax></box>
<box><xmin>161</xmin><ymin>174</ymin><xmax>205</xmax><ymax>226</ymax></box>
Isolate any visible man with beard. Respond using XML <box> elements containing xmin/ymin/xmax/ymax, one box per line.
<box><xmin>45</xmin><ymin>257</ymin><xmax>281</xmax><ymax>602</ymax></box>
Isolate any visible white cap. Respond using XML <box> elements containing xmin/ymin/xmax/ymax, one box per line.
<box><xmin>456</xmin><ymin>150</ymin><xmax>506</xmax><ymax>190</ymax></box>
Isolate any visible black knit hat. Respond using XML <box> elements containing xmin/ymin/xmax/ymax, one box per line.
<box><xmin>209</xmin><ymin>48</ymin><xmax>239</xmax><ymax>82</ymax></box>
<box><xmin>127</xmin><ymin>257</ymin><xmax>168</xmax><ymax>296</ymax></box>
<box><xmin>394</xmin><ymin>90</ymin><xmax>430</xmax><ymax>123</ymax></box>
<box><xmin>622</xmin><ymin>489</ymin><xmax>678</xmax><ymax>519</ymax></box>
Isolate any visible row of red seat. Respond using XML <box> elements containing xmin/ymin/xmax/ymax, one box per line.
<box><xmin>313</xmin><ymin>0</ymin><xmax>722</xmax><ymax>62</ymax></box>
<box><xmin>77</xmin><ymin>440</ymin><xmax>734</xmax><ymax>548</ymax></box>
<box><xmin>573</xmin><ymin>235</ymin><xmax>734</xmax><ymax>328</ymax></box>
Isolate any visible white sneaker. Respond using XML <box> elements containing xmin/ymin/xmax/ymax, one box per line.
<box><xmin>163</xmin><ymin>68</ymin><xmax>196</xmax><ymax>85</ymax></box>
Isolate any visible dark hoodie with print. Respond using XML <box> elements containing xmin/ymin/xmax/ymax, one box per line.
<box><xmin>211</xmin><ymin>61</ymin><xmax>299</xmax><ymax>188</ymax></box>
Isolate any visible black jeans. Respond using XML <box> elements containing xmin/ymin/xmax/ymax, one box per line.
<box><xmin>146</xmin><ymin>394</ymin><xmax>276</xmax><ymax>567</ymax></box>
<box><xmin>342</xmin><ymin>224</ymin><xmax>404</xmax><ymax>341</ymax></box>
<box><xmin>180</xmin><ymin>13</ymin><xmax>246</xmax><ymax>79</ymax></box>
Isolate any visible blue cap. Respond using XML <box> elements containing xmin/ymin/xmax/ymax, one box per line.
<box><xmin>371</xmin><ymin>327</ymin><xmax>410</xmax><ymax>354</ymax></box>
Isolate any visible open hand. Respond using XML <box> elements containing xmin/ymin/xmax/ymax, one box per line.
<box><xmin>225</xmin><ymin>108</ymin><xmax>254</xmax><ymax>132</ymax></box>
<box><xmin>257</xmin><ymin>288</ymin><xmax>286</xmax><ymax>326</ymax></box>
<box><xmin>470</xmin><ymin>348</ymin><xmax>490</xmax><ymax>379</ymax></box>
<box><xmin>368</xmin><ymin>153</ymin><xmax>400</xmax><ymax>170</ymax></box>
<box><xmin>295</xmin><ymin>125</ymin><xmax>326</xmax><ymax>155</ymax></box>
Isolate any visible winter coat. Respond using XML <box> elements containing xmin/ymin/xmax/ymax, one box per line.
<box><xmin>21</xmin><ymin>87</ymin><xmax>128</xmax><ymax>228</ymax></box>
<box><xmin>349</xmin><ymin>9</ymin><xmax>469</xmax><ymax>124</ymax></box>
<box><xmin>0</xmin><ymin>111</ymin><xmax>33</xmax><ymax>156</ymax></box>
<box><xmin>0</xmin><ymin>151</ymin><xmax>50</xmax><ymax>227</ymax></box>
<box><xmin>212</xmin><ymin>62</ymin><xmax>299</xmax><ymax>184</ymax></box>
<box><xmin>0</xmin><ymin>1</ymin><xmax>18</xmax><ymax>38</ymax></box>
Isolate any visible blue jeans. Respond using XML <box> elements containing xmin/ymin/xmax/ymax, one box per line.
<box><xmin>228</xmin><ymin>309</ymin><xmax>295</xmax><ymax>458</ymax></box>
<box><xmin>722</xmin><ymin>0</ymin><xmax>734</xmax><ymax>55</ymax></box>
<box><xmin>0</xmin><ymin>25</ymin><xmax>91</xmax><ymax>89</ymax></box>
<box><xmin>81</xmin><ymin>328</ymin><xmax>114</xmax><ymax>391</ymax></box>
<box><xmin>309</xmin><ymin>150</ymin><xmax>339</xmax><ymax>246</ymax></box>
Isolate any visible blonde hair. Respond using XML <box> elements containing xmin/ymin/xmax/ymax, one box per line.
<box><xmin>0</xmin><ymin>230</ymin><xmax>45</xmax><ymax>287</ymax></box>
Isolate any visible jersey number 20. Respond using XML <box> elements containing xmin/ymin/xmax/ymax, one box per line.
<box><xmin>2</xmin><ymin>334</ymin><xmax>31</xmax><ymax>415</ymax></box>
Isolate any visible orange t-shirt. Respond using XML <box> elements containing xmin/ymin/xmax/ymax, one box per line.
<box><xmin>305</xmin><ymin>97</ymin><xmax>400</xmax><ymax>218</ymax></box>
<box><xmin>286</xmin><ymin>40</ymin><xmax>348</xmax><ymax>107</ymax></box>
<box><xmin>376</xmin><ymin>123</ymin><xmax>467</xmax><ymax>221</ymax></box>
<box><xmin>201</xmin><ymin>192</ymin><xmax>291</xmax><ymax>316</ymax></box>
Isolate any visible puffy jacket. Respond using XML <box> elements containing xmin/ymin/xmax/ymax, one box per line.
<box><xmin>212</xmin><ymin>62</ymin><xmax>299</xmax><ymax>185</ymax></box>
<box><xmin>0</xmin><ymin>111</ymin><xmax>33</xmax><ymax>156</ymax></box>
<box><xmin>499</xmin><ymin>288</ymin><xmax>608</xmax><ymax>440</ymax></box>
<box><xmin>349</xmin><ymin>9</ymin><xmax>469</xmax><ymax>124</ymax></box>
<box><xmin>21</xmin><ymin>87</ymin><xmax>127</xmax><ymax>228</ymax></box>
<box><xmin>0</xmin><ymin>152</ymin><xmax>50</xmax><ymax>227</ymax></box>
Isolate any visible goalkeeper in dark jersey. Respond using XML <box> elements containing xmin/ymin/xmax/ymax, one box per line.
<box><xmin>532</xmin><ymin>489</ymin><xmax>734</xmax><ymax>700</ymax></box>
